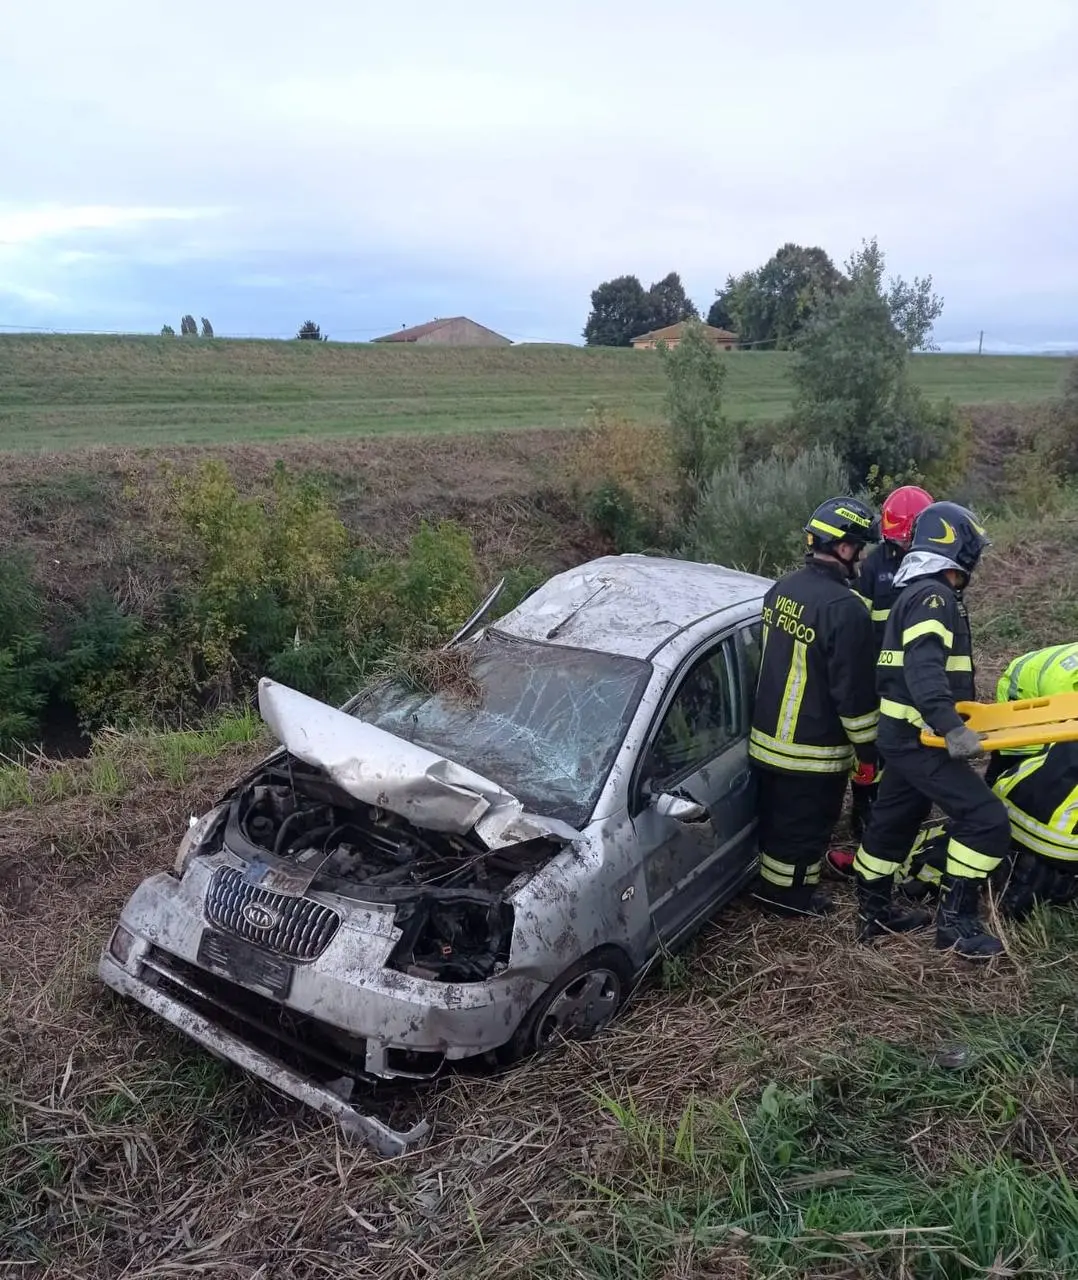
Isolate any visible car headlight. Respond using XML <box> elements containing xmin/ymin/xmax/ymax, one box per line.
<box><xmin>173</xmin><ymin>805</ymin><xmax>227</xmax><ymax>877</ymax></box>
<box><xmin>108</xmin><ymin>925</ymin><xmax>136</xmax><ymax>966</ymax></box>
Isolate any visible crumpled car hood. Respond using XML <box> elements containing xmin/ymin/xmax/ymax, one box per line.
<box><xmin>257</xmin><ymin>679</ymin><xmax>580</xmax><ymax>851</ymax></box>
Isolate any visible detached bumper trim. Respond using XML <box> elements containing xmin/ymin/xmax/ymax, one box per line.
<box><xmin>98</xmin><ymin>955</ymin><xmax>431</xmax><ymax>1158</ymax></box>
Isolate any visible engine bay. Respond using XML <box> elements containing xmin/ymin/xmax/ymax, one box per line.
<box><xmin>207</xmin><ymin>754</ymin><xmax>562</xmax><ymax>981</ymax></box>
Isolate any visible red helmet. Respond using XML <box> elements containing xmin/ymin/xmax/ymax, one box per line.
<box><xmin>880</xmin><ymin>485</ymin><xmax>934</xmax><ymax>547</ymax></box>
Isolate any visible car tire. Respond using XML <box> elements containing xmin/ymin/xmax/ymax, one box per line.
<box><xmin>499</xmin><ymin>946</ymin><xmax>634</xmax><ymax>1064</ymax></box>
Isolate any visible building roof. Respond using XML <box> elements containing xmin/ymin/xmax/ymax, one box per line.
<box><xmin>372</xmin><ymin>316</ymin><xmax>508</xmax><ymax>343</ymax></box>
<box><xmin>630</xmin><ymin>321</ymin><xmax>740</xmax><ymax>344</ymax></box>
<box><xmin>495</xmin><ymin>554</ymin><xmax>770</xmax><ymax>660</ymax></box>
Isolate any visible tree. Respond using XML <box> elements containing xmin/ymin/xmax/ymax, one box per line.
<box><xmin>725</xmin><ymin>244</ymin><xmax>845</xmax><ymax>350</ymax></box>
<box><xmin>706</xmin><ymin>291</ymin><xmax>735</xmax><ymax>331</ymax></box>
<box><xmin>180</xmin><ymin>314</ymin><xmax>198</xmax><ymax>336</ymax></box>
<box><xmin>584</xmin><ymin>272</ymin><xmax>699</xmax><ymax>346</ymax></box>
<box><xmin>640</xmin><ymin>272</ymin><xmax>699</xmax><ymax>333</ymax></box>
<box><xmin>790</xmin><ymin>267</ymin><xmax>959</xmax><ymax>484</ymax></box>
<box><xmin>200</xmin><ymin>317</ymin><xmax>214</xmax><ymax>338</ymax></box>
<box><xmin>160</xmin><ymin>324</ymin><xmax>175</xmax><ymax>337</ymax></box>
<box><xmin>583</xmin><ymin>275</ymin><xmax>648</xmax><ymax>346</ymax></box>
<box><xmin>661</xmin><ymin>320</ymin><xmax>733</xmax><ymax>491</ymax></box>
<box><xmin>296</xmin><ymin>320</ymin><xmax>324</xmax><ymax>341</ymax></box>
<box><xmin>844</xmin><ymin>237</ymin><xmax>944</xmax><ymax>352</ymax></box>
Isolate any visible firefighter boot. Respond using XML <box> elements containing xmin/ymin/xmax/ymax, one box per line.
<box><xmin>998</xmin><ymin>852</ymin><xmax>1052</xmax><ymax>921</ymax></box>
<box><xmin>753</xmin><ymin>865</ymin><xmax>835</xmax><ymax>918</ymax></box>
<box><xmin>936</xmin><ymin>876</ymin><xmax>1004</xmax><ymax>959</ymax></box>
<box><xmin>856</xmin><ymin>878</ymin><xmax>931</xmax><ymax>943</ymax></box>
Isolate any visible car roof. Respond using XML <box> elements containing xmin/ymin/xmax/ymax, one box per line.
<box><xmin>494</xmin><ymin>554</ymin><xmax>772</xmax><ymax>660</ymax></box>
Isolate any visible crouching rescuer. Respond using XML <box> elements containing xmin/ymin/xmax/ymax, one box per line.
<box><xmin>853</xmin><ymin>502</ymin><xmax>1010</xmax><ymax>958</ymax></box>
<box><xmin>748</xmin><ymin>497</ymin><xmax>883</xmax><ymax>917</ymax></box>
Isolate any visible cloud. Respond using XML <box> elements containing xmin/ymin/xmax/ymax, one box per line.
<box><xmin>0</xmin><ymin>0</ymin><xmax>1074</xmax><ymax>342</ymax></box>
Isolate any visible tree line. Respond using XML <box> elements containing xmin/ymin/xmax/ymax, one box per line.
<box><xmin>158</xmin><ymin>319</ymin><xmax>329</xmax><ymax>340</ymax></box>
<box><xmin>583</xmin><ymin>238</ymin><xmax>944</xmax><ymax>352</ymax></box>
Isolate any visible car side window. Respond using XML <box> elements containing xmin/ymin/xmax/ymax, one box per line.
<box><xmin>739</xmin><ymin>621</ymin><xmax>763</xmax><ymax>694</ymax></box>
<box><xmin>644</xmin><ymin>639</ymin><xmax>740</xmax><ymax>789</ymax></box>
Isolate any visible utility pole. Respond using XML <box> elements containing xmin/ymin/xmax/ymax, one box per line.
<box><xmin>977</xmin><ymin>330</ymin><xmax>984</xmax><ymax>355</ymax></box>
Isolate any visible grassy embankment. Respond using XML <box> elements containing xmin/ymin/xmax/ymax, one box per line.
<box><xmin>0</xmin><ymin>333</ymin><xmax>1066</xmax><ymax>450</ymax></box>
<box><xmin>2</xmin><ymin>482</ymin><xmax>1078</xmax><ymax>1277</ymax></box>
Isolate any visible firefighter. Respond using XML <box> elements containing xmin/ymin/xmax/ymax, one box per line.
<box><xmin>901</xmin><ymin>740</ymin><xmax>1078</xmax><ymax>918</ymax></box>
<box><xmin>844</xmin><ymin>485</ymin><xmax>935</xmax><ymax>844</ymax></box>
<box><xmin>984</xmin><ymin>643</ymin><xmax>1078</xmax><ymax>786</ymax></box>
<box><xmin>749</xmin><ymin>496</ymin><xmax>904</xmax><ymax>918</ymax></box>
<box><xmin>853</xmin><ymin>501</ymin><xmax>1010</xmax><ymax>958</ymax></box>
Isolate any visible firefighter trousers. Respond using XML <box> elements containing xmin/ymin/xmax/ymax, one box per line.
<box><xmin>854</xmin><ymin>743</ymin><xmax>1011</xmax><ymax>883</ymax></box>
<box><xmin>755</xmin><ymin>766</ymin><xmax>849</xmax><ymax>887</ymax></box>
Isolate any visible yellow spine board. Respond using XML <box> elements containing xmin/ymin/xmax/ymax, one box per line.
<box><xmin>920</xmin><ymin>694</ymin><xmax>1078</xmax><ymax>751</ymax></box>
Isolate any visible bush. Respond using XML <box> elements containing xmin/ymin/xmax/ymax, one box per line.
<box><xmin>343</xmin><ymin>521</ymin><xmax>480</xmax><ymax>661</ymax></box>
<box><xmin>585</xmin><ymin>483</ymin><xmax>667</xmax><ymax>553</ymax></box>
<box><xmin>0</xmin><ymin>554</ymin><xmax>54</xmax><ymax>747</ymax></box>
<box><xmin>168</xmin><ymin>460</ymin><xmax>352</xmax><ymax>702</ymax></box>
<box><xmin>58</xmin><ymin>593</ymin><xmax>149</xmax><ymax>731</ymax></box>
<box><xmin>684</xmin><ymin>444</ymin><xmax>851</xmax><ymax>577</ymax></box>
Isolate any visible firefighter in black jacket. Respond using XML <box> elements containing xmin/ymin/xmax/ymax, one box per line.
<box><xmin>853</xmin><ymin>501</ymin><xmax>1010</xmax><ymax>958</ymax></box>
<box><xmin>836</xmin><ymin>485</ymin><xmax>936</xmax><ymax>850</ymax></box>
<box><xmin>749</xmin><ymin>496</ymin><xmax>924</xmax><ymax>921</ymax></box>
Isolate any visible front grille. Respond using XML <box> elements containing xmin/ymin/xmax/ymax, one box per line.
<box><xmin>205</xmin><ymin>866</ymin><xmax>341</xmax><ymax>961</ymax></box>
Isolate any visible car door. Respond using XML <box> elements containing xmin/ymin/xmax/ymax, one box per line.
<box><xmin>632</xmin><ymin>631</ymin><xmax>757</xmax><ymax>947</ymax></box>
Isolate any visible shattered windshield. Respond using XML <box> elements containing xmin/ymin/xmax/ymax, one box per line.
<box><xmin>352</xmin><ymin>632</ymin><xmax>651</xmax><ymax>827</ymax></box>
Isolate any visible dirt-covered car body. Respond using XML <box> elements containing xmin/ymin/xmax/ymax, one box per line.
<box><xmin>99</xmin><ymin>555</ymin><xmax>770</xmax><ymax>1154</ymax></box>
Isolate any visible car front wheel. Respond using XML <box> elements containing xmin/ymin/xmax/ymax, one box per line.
<box><xmin>500</xmin><ymin>947</ymin><xmax>634</xmax><ymax>1063</ymax></box>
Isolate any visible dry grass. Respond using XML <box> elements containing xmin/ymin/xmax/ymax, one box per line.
<box><xmin>2</xmin><ymin>731</ymin><xmax>1077</xmax><ymax>1276</ymax></box>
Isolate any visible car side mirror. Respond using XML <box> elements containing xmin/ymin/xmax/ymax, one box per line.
<box><xmin>652</xmin><ymin>793</ymin><xmax>707</xmax><ymax>822</ymax></box>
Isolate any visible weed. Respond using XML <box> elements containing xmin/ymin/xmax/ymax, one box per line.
<box><xmin>0</xmin><ymin>763</ymin><xmax>34</xmax><ymax>810</ymax></box>
<box><xmin>685</xmin><ymin>443</ymin><xmax>850</xmax><ymax>576</ymax></box>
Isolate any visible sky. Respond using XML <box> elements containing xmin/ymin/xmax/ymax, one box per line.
<box><xmin>1</xmin><ymin>0</ymin><xmax>1076</xmax><ymax>351</ymax></box>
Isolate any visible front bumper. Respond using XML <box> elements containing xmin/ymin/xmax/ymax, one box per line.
<box><xmin>99</xmin><ymin>953</ymin><xmax>431</xmax><ymax>1157</ymax></box>
<box><xmin>114</xmin><ymin>867</ymin><xmax>544</xmax><ymax>1061</ymax></box>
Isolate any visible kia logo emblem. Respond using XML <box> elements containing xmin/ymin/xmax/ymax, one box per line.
<box><xmin>242</xmin><ymin>902</ymin><xmax>279</xmax><ymax>930</ymax></box>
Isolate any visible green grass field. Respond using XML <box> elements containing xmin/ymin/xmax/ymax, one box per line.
<box><xmin>0</xmin><ymin>333</ymin><xmax>1068</xmax><ymax>451</ymax></box>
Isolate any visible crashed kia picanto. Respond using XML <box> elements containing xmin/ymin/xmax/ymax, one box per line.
<box><xmin>99</xmin><ymin>554</ymin><xmax>769</xmax><ymax>1155</ymax></box>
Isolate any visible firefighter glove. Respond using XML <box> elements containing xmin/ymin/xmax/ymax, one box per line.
<box><xmin>852</xmin><ymin>761</ymin><xmax>877</xmax><ymax>786</ymax></box>
<box><xmin>944</xmin><ymin>724</ymin><xmax>986</xmax><ymax>761</ymax></box>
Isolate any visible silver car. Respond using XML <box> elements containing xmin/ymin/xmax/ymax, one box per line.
<box><xmin>99</xmin><ymin>555</ymin><xmax>770</xmax><ymax>1155</ymax></box>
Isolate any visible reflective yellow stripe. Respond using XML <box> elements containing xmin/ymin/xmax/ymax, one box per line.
<box><xmin>945</xmin><ymin>837</ymin><xmax>1002</xmax><ymax>878</ymax></box>
<box><xmin>1004</xmin><ymin>803</ymin><xmax>1078</xmax><ymax>862</ymax></box>
<box><xmin>760</xmin><ymin>853</ymin><xmax>796</xmax><ymax>887</ymax></box>
<box><xmin>809</xmin><ymin>518</ymin><xmax>847</xmax><ymax>539</ymax></box>
<box><xmin>879</xmin><ymin>698</ymin><xmax>926</xmax><ymax>729</ymax></box>
<box><xmin>840</xmin><ymin>709</ymin><xmax>879</xmax><ymax>745</ymax></box>
<box><xmin>902</xmin><ymin>620</ymin><xmax>954</xmax><ymax>649</ymax></box>
<box><xmin>749</xmin><ymin>728</ymin><xmax>853</xmax><ymax>761</ymax></box>
<box><xmin>878</xmin><ymin>652</ymin><xmax>970</xmax><ymax>672</ymax></box>
<box><xmin>871</xmin><ymin>607</ymin><xmax>890</xmax><ymax>622</ymax></box>
<box><xmin>1049</xmin><ymin>786</ymin><xmax>1078</xmax><ymax>834</ymax></box>
<box><xmin>913</xmin><ymin>861</ymin><xmax>944</xmax><ymax>885</ymax></box>
<box><xmin>841</xmin><ymin>708</ymin><xmax>879</xmax><ymax>731</ymax></box>
<box><xmin>992</xmin><ymin>753</ymin><xmax>1048</xmax><ymax>800</ymax></box>
<box><xmin>749</xmin><ymin>741</ymin><xmax>853</xmax><ymax>774</ymax></box>
<box><xmin>853</xmin><ymin>847</ymin><xmax>901</xmax><ymax>881</ymax></box>
<box><xmin>777</xmin><ymin>640</ymin><xmax>808</xmax><ymax>742</ymax></box>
